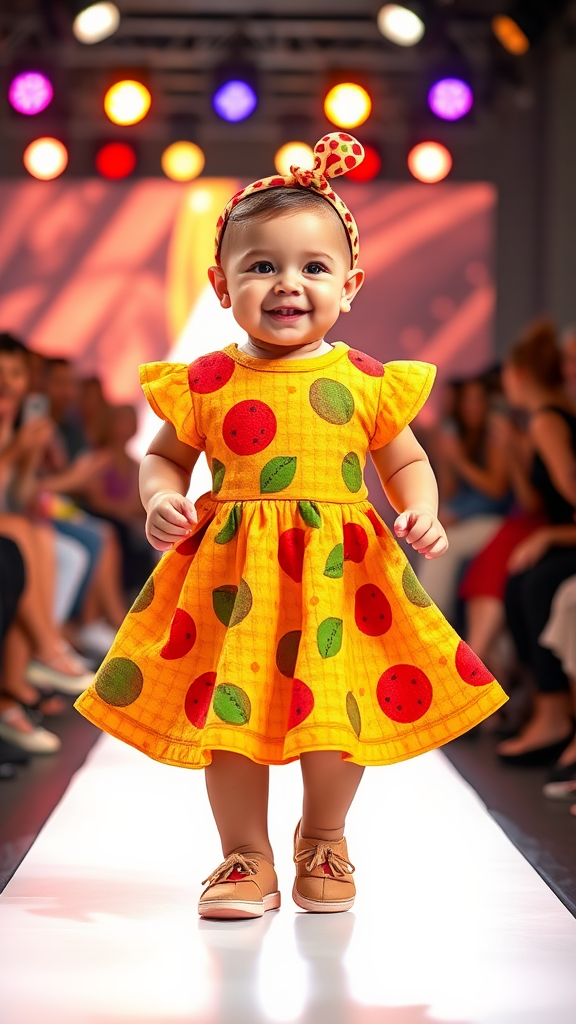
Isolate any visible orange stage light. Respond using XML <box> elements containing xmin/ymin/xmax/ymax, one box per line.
<box><xmin>161</xmin><ymin>141</ymin><xmax>205</xmax><ymax>182</ymax></box>
<box><xmin>274</xmin><ymin>142</ymin><xmax>314</xmax><ymax>176</ymax></box>
<box><xmin>324</xmin><ymin>83</ymin><xmax>371</xmax><ymax>129</ymax></box>
<box><xmin>492</xmin><ymin>15</ymin><xmax>530</xmax><ymax>55</ymax></box>
<box><xmin>104</xmin><ymin>80</ymin><xmax>151</xmax><ymax>126</ymax></box>
<box><xmin>23</xmin><ymin>137</ymin><xmax>68</xmax><ymax>180</ymax></box>
<box><xmin>408</xmin><ymin>142</ymin><xmax>452</xmax><ymax>183</ymax></box>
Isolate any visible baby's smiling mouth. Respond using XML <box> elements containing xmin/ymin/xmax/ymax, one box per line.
<box><xmin>264</xmin><ymin>306</ymin><xmax>311</xmax><ymax>321</ymax></box>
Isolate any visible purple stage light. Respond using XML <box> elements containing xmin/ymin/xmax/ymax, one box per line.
<box><xmin>212</xmin><ymin>80</ymin><xmax>257</xmax><ymax>122</ymax></box>
<box><xmin>9</xmin><ymin>71</ymin><xmax>53</xmax><ymax>115</ymax></box>
<box><xmin>428</xmin><ymin>78</ymin><xmax>473</xmax><ymax>121</ymax></box>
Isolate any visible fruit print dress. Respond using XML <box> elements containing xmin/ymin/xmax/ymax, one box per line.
<box><xmin>74</xmin><ymin>342</ymin><xmax>507</xmax><ymax>768</ymax></box>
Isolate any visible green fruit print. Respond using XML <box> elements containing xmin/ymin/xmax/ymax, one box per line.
<box><xmin>298</xmin><ymin>500</ymin><xmax>322</xmax><ymax>529</ymax></box>
<box><xmin>341</xmin><ymin>452</ymin><xmax>362</xmax><ymax>492</ymax></box>
<box><xmin>324</xmin><ymin>543</ymin><xmax>344</xmax><ymax>579</ymax></box>
<box><xmin>309</xmin><ymin>379</ymin><xmax>354</xmax><ymax>424</ymax></box>
<box><xmin>346</xmin><ymin>692</ymin><xmax>361</xmax><ymax>738</ymax></box>
<box><xmin>95</xmin><ymin>657</ymin><xmax>143</xmax><ymax>707</ymax></box>
<box><xmin>212</xmin><ymin>458</ymin><xmax>226</xmax><ymax>495</ymax></box>
<box><xmin>260</xmin><ymin>456</ymin><xmax>297</xmax><ymax>493</ymax></box>
<box><xmin>131</xmin><ymin>576</ymin><xmax>154</xmax><ymax>613</ymax></box>
<box><xmin>212</xmin><ymin>584</ymin><xmax>238</xmax><ymax>626</ymax></box>
<box><xmin>213</xmin><ymin>683</ymin><xmax>251</xmax><ymax>725</ymax></box>
<box><xmin>402</xmin><ymin>563</ymin><xmax>432</xmax><ymax>608</ymax></box>
<box><xmin>229</xmin><ymin>578</ymin><xmax>253</xmax><ymax>627</ymax></box>
<box><xmin>317</xmin><ymin>617</ymin><xmax>343</xmax><ymax>659</ymax></box>
<box><xmin>276</xmin><ymin>630</ymin><xmax>302</xmax><ymax>677</ymax></box>
<box><xmin>215</xmin><ymin>503</ymin><xmax>243</xmax><ymax>544</ymax></box>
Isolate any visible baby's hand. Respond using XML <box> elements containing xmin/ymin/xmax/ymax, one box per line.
<box><xmin>394</xmin><ymin>508</ymin><xmax>448</xmax><ymax>560</ymax></box>
<box><xmin>146</xmin><ymin>491</ymin><xmax>197</xmax><ymax>551</ymax></box>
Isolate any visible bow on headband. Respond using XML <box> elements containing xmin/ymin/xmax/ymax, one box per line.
<box><xmin>215</xmin><ymin>132</ymin><xmax>365</xmax><ymax>267</ymax></box>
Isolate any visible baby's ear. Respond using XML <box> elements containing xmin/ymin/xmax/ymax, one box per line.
<box><xmin>208</xmin><ymin>265</ymin><xmax>231</xmax><ymax>308</ymax></box>
<box><xmin>341</xmin><ymin>267</ymin><xmax>365</xmax><ymax>312</ymax></box>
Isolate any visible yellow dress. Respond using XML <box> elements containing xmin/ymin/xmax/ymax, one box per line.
<box><xmin>75</xmin><ymin>341</ymin><xmax>507</xmax><ymax>768</ymax></box>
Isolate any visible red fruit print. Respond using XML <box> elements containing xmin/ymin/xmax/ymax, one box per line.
<box><xmin>364</xmin><ymin>508</ymin><xmax>386</xmax><ymax>536</ymax></box>
<box><xmin>278</xmin><ymin>528</ymin><xmax>305</xmax><ymax>583</ymax></box>
<box><xmin>347</xmin><ymin>349</ymin><xmax>384</xmax><ymax>377</ymax></box>
<box><xmin>160</xmin><ymin>608</ymin><xmax>196</xmax><ymax>659</ymax></box>
<box><xmin>343</xmin><ymin>522</ymin><xmax>368</xmax><ymax>563</ymax></box>
<box><xmin>188</xmin><ymin>352</ymin><xmax>235</xmax><ymax>394</ymax></box>
<box><xmin>176</xmin><ymin>515</ymin><xmax>214</xmax><ymax>556</ymax></box>
<box><xmin>184</xmin><ymin>671</ymin><xmax>216</xmax><ymax>728</ymax></box>
<box><xmin>354</xmin><ymin>583</ymin><xmax>392</xmax><ymax>637</ymax></box>
<box><xmin>223</xmin><ymin>400</ymin><xmax>277</xmax><ymax>455</ymax></box>
<box><xmin>287</xmin><ymin>679</ymin><xmax>314</xmax><ymax>730</ymax></box>
<box><xmin>455</xmin><ymin>641</ymin><xmax>495</xmax><ymax>686</ymax></box>
<box><xmin>377</xmin><ymin>665</ymin><xmax>433</xmax><ymax>724</ymax></box>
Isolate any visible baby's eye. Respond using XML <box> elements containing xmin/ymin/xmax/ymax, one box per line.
<box><xmin>251</xmin><ymin>261</ymin><xmax>275</xmax><ymax>274</ymax></box>
<box><xmin>304</xmin><ymin>262</ymin><xmax>328</xmax><ymax>275</ymax></box>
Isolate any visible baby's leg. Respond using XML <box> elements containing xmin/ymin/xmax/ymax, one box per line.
<box><xmin>205</xmin><ymin>751</ymin><xmax>273</xmax><ymax>861</ymax></box>
<box><xmin>300</xmin><ymin>751</ymin><xmax>364</xmax><ymax>841</ymax></box>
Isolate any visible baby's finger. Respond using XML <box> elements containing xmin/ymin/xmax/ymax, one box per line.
<box><xmin>411</xmin><ymin>527</ymin><xmax>438</xmax><ymax>552</ymax></box>
<box><xmin>147</xmin><ymin>528</ymin><xmax>173</xmax><ymax>551</ymax></box>
<box><xmin>154</xmin><ymin>513</ymin><xmax>190</xmax><ymax>536</ymax></box>
<box><xmin>423</xmin><ymin>536</ymin><xmax>448</xmax><ymax>559</ymax></box>
<box><xmin>406</xmin><ymin>517</ymin><xmax>433</xmax><ymax>545</ymax></box>
<box><xmin>157</xmin><ymin>504</ymin><xmax>191</xmax><ymax>528</ymax></box>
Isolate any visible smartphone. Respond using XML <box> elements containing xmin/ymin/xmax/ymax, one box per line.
<box><xmin>21</xmin><ymin>392</ymin><xmax>49</xmax><ymax>423</ymax></box>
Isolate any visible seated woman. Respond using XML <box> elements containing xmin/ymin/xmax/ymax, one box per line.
<box><xmin>417</xmin><ymin>375</ymin><xmax>511</xmax><ymax>622</ymax></box>
<box><xmin>82</xmin><ymin>404</ymin><xmax>155</xmax><ymax>597</ymax></box>
<box><xmin>495</xmin><ymin>325</ymin><xmax>576</xmax><ymax>764</ymax></box>
<box><xmin>540</xmin><ymin>576</ymin><xmax>576</xmax><ymax>809</ymax></box>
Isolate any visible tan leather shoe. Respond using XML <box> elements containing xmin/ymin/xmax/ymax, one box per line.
<box><xmin>198</xmin><ymin>852</ymin><xmax>281</xmax><ymax>920</ymax></box>
<box><xmin>292</xmin><ymin>822</ymin><xmax>356</xmax><ymax>913</ymax></box>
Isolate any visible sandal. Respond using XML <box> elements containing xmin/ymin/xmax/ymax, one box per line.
<box><xmin>0</xmin><ymin>703</ymin><xmax>61</xmax><ymax>754</ymax></box>
<box><xmin>543</xmin><ymin>760</ymin><xmax>576</xmax><ymax>800</ymax></box>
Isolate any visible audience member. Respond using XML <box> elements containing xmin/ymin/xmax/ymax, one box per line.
<box><xmin>417</xmin><ymin>375</ymin><xmax>511</xmax><ymax>621</ymax></box>
<box><xmin>493</xmin><ymin>323</ymin><xmax>576</xmax><ymax>764</ymax></box>
<box><xmin>540</xmin><ymin>578</ymin><xmax>576</xmax><ymax>811</ymax></box>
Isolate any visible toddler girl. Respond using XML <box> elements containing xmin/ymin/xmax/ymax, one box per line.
<box><xmin>75</xmin><ymin>134</ymin><xmax>507</xmax><ymax>919</ymax></box>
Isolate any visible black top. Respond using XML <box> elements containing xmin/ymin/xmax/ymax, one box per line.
<box><xmin>530</xmin><ymin>406</ymin><xmax>576</xmax><ymax>524</ymax></box>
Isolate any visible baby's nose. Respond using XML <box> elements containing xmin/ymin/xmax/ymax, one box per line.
<box><xmin>274</xmin><ymin>278</ymin><xmax>303</xmax><ymax>294</ymax></box>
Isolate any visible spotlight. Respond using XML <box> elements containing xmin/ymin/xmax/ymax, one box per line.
<box><xmin>8</xmin><ymin>71</ymin><xmax>53</xmax><ymax>115</ymax></box>
<box><xmin>428</xmin><ymin>78</ymin><xmax>473</xmax><ymax>121</ymax></box>
<box><xmin>212</xmin><ymin>79</ymin><xmax>257</xmax><ymax>122</ymax></box>
<box><xmin>161</xmin><ymin>141</ymin><xmax>205</xmax><ymax>181</ymax></box>
<box><xmin>377</xmin><ymin>5</ymin><xmax>425</xmax><ymax>46</ymax></box>
<box><xmin>346</xmin><ymin>144</ymin><xmax>381</xmax><ymax>182</ymax></box>
<box><xmin>104</xmin><ymin>80</ymin><xmax>151</xmax><ymax>126</ymax></box>
<box><xmin>95</xmin><ymin>141</ymin><xmax>136</xmax><ymax>179</ymax></box>
<box><xmin>73</xmin><ymin>3</ymin><xmax>120</xmax><ymax>44</ymax></box>
<box><xmin>274</xmin><ymin>142</ymin><xmax>314</xmax><ymax>176</ymax></box>
<box><xmin>408</xmin><ymin>142</ymin><xmax>452</xmax><ymax>183</ymax></box>
<box><xmin>491</xmin><ymin>15</ymin><xmax>530</xmax><ymax>55</ymax></box>
<box><xmin>324</xmin><ymin>83</ymin><xmax>372</xmax><ymax>130</ymax></box>
<box><xmin>23</xmin><ymin>138</ymin><xmax>68</xmax><ymax>180</ymax></box>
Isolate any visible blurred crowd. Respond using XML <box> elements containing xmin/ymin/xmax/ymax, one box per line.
<box><xmin>2</xmin><ymin>320</ymin><xmax>576</xmax><ymax>821</ymax></box>
<box><xmin>0</xmin><ymin>332</ymin><xmax>154</xmax><ymax>771</ymax></box>
<box><xmin>417</xmin><ymin>318</ymin><xmax>576</xmax><ymax>817</ymax></box>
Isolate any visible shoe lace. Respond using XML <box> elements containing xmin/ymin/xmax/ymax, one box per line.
<box><xmin>295</xmin><ymin>842</ymin><xmax>355</xmax><ymax>876</ymax></box>
<box><xmin>202</xmin><ymin>853</ymin><xmax>260</xmax><ymax>887</ymax></box>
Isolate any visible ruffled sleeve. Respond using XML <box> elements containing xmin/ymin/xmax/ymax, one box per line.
<box><xmin>139</xmin><ymin>362</ymin><xmax>206</xmax><ymax>450</ymax></box>
<box><xmin>369</xmin><ymin>360</ymin><xmax>436</xmax><ymax>450</ymax></box>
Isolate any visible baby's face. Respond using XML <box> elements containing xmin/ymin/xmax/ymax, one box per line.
<box><xmin>211</xmin><ymin>209</ymin><xmax>364</xmax><ymax>350</ymax></box>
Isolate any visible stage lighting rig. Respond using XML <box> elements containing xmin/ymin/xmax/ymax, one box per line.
<box><xmin>428</xmin><ymin>78</ymin><xmax>473</xmax><ymax>121</ymax></box>
<box><xmin>73</xmin><ymin>3</ymin><xmax>120</xmax><ymax>45</ymax></box>
<box><xmin>274</xmin><ymin>143</ymin><xmax>314</xmax><ymax>177</ymax></box>
<box><xmin>8</xmin><ymin>72</ymin><xmax>53</xmax><ymax>116</ymax></box>
<box><xmin>24</xmin><ymin>138</ymin><xmax>68</xmax><ymax>180</ymax></box>
<box><xmin>408</xmin><ymin>142</ymin><xmax>452</xmax><ymax>183</ymax></box>
<box><xmin>162</xmin><ymin>142</ymin><xmax>205</xmax><ymax>182</ymax></box>
<box><xmin>104</xmin><ymin>80</ymin><xmax>151</xmax><ymax>126</ymax></box>
<box><xmin>377</xmin><ymin>5</ymin><xmax>425</xmax><ymax>47</ymax></box>
<box><xmin>492</xmin><ymin>1</ymin><xmax>571</xmax><ymax>55</ymax></box>
<box><xmin>95</xmin><ymin>142</ymin><xmax>137</xmax><ymax>179</ymax></box>
<box><xmin>324</xmin><ymin>84</ymin><xmax>372</xmax><ymax>130</ymax></box>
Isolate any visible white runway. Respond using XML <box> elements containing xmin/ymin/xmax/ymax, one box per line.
<box><xmin>1</xmin><ymin>735</ymin><xmax>575</xmax><ymax>1024</ymax></box>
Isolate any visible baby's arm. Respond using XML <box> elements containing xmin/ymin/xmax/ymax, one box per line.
<box><xmin>140</xmin><ymin>422</ymin><xmax>202</xmax><ymax>551</ymax></box>
<box><xmin>371</xmin><ymin>427</ymin><xmax>448</xmax><ymax>560</ymax></box>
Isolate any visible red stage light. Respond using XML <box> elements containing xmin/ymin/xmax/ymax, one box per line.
<box><xmin>95</xmin><ymin>141</ymin><xmax>136</xmax><ymax>179</ymax></box>
<box><xmin>346</xmin><ymin>144</ymin><xmax>381</xmax><ymax>182</ymax></box>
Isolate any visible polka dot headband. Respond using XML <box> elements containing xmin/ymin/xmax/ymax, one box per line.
<box><xmin>215</xmin><ymin>132</ymin><xmax>365</xmax><ymax>267</ymax></box>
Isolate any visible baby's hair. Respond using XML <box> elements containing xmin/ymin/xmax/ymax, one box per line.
<box><xmin>220</xmin><ymin>186</ymin><xmax>353</xmax><ymax>265</ymax></box>
<box><xmin>507</xmin><ymin>317</ymin><xmax>563</xmax><ymax>389</ymax></box>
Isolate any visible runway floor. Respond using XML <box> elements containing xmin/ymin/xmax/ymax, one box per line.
<box><xmin>1</xmin><ymin>735</ymin><xmax>575</xmax><ymax>1024</ymax></box>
